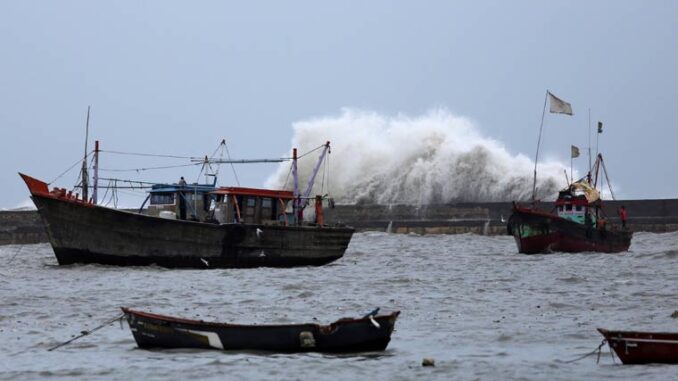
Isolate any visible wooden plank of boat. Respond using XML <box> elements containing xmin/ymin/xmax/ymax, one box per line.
<box><xmin>598</xmin><ymin>328</ymin><xmax>678</xmax><ymax>364</ymax></box>
<box><xmin>122</xmin><ymin>307</ymin><xmax>400</xmax><ymax>353</ymax></box>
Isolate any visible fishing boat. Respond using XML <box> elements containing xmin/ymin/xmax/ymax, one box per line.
<box><xmin>507</xmin><ymin>91</ymin><xmax>632</xmax><ymax>254</ymax></box>
<box><xmin>20</xmin><ymin>138</ymin><xmax>354</xmax><ymax>268</ymax></box>
<box><xmin>507</xmin><ymin>155</ymin><xmax>632</xmax><ymax>253</ymax></box>
<box><xmin>598</xmin><ymin>328</ymin><xmax>678</xmax><ymax>364</ymax></box>
<box><xmin>121</xmin><ymin>307</ymin><xmax>400</xmax><ymax>353</ymax></box>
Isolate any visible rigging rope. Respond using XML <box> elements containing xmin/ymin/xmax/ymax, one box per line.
<box><xmin>562</xmin><ymin>339</ymin><xmax>608</xmax><ymax>364</ymax></box>
<box><xmin>297</xmin><ymin>143</ymin><xmax>326</xmax><ymax>159</ymax></box>
<box><xmin>98</xmin><ymin>162</ymin><xmax>201</xmax><ymax>173</ymax></box>
<box><xmin>101</xmin><ymin>149</ymin><xmax>200</xmax><ymax>160</ymax></box>
<box><xmin>48</xmin><ymin>151</ymin><xmax>93</xmax><ymax>185</ymax></box>
<box><xmin>600</xmin><ymin>158</ymin><xmax>616</xmax><ymax>200</ymax></box>
<box><xmin>223</xmin><ymin>142</ymin><xmax>240</xmax><ymax>186</ymax></box>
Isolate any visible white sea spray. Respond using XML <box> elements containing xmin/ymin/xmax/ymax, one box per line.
<box><xmin>266</xmin><ymin>108</ymin><xmax>567</xmax><ymax>204</ymax></box>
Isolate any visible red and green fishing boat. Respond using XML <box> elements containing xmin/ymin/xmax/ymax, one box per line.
<box><xmin>507</xmin><ymin>154</ymin><xmax>632</xmax><ymax>254</ymax></box>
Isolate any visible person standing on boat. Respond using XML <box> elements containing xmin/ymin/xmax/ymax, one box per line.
<box><xmin>178</xmin><ymin>176</ymin><xmax>187</xmax><ymax>186</ymax></box>
<box><xmin>618</xmin><ymin>205</ymin><xmax>628</xmax><ymax>229</ymax></box>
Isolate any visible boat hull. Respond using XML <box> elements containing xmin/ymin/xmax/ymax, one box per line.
<box><xmin>122</xmin><ymin>307</ymin><xmax>399</xmax><ymax>353</ymax></box>
<box><xmin>598</xmin><ymin>328</ymin><xmax>678</xmax><ymax>364</ymax></box>
<box><xmin>31</xmin><ymin>194</ymin><xmax>353</xmax><ymax>268</ymax></box>
<box><xmin>507</xmin><ymin>206</ymin><xmax>631</xmax><ymax>254</ymax></box>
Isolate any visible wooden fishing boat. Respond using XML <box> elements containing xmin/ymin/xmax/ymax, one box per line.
<box><xmin>122</xmin><ymin>307</ymin><xmax>400</xmax><ymax>353</ymax></box>
<box><xmin>20</xmin><ymin>141</ymin><xmax>354</xmax><ymax>268</ymax></box>
<box><xmin>508</xmin><ymin>91</ymin><xmax>632</xmax><ymax>254</ymax></box>
<box><xmin>507</xmin><ymin>154</ymin><xmax>632</xmax><ymax>254</ymax></box>
<box><xmin>598</xmin><ymin>328</ymin><xmax>678</xmax><ymax>364</ymax></box>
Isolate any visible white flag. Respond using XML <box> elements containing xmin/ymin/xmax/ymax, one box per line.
<box><xmin>548</xmin><ymin>91</ymin><xmax>573</xmax><ymax>115</ymax></box>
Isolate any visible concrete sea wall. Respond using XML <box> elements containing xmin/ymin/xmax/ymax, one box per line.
<box><xmin>0</xmin><ymin>211</ymin><xmax>48</xmax><ymax>245</ymax></box>
<box><xmin>327</xmin><ymin>199</ymin><xmax>678</xmax><ymax>235</ymax></box>
<box><xmin>2</xmin><ymin>198</ymin><xmax>678</xmax><ymax>245</ymax></box>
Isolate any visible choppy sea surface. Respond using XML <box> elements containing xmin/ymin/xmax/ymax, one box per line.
<box><xmin>1</xmin><ymin>232</ymin><xmax>677</xmax><ymax>380</ymax></box>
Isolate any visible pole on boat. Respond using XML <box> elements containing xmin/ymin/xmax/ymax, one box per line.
<box><xmin>596</xmin><ymin>121</ymin><xmax>602</xmax><ymax>159</ymax></box>
<box><xmin>93</xmin><ymin>140</ymin><xmax>99</xmax><ymax>204</ymax></box>
<box><xmin>80</xmin><ymin>106</ymin><xmax>91</xmax><ymax>202</ymax></box>
<box><xmin>292</xmin><ymin>148</ymin><xmax>299</xmax><ymax>224</ymax></box>
<box><xmin>532</xmin><ymin>90</ymin><xmax>549</xmax><ymax>201</ymax></box>
<box><xmin>587</xmin><ymin>108</ymin><xmax>592</xmax><ymax>174</ymax></box>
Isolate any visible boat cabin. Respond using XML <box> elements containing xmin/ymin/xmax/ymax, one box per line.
<box><xmin>555</xmin><ymin>193</ymin><xmax>588</xmax><ymax>224</ymax></box>
<box><xmin>555</xmin><ymin>182</ymin><xmax>599</xmax><ymax>226</ymax></box>
<box><xmin>210</xmin><ymin>187</ymin><xmax>295</xmax><ymax>225</ymax></box>
<box><xmin>146</xmin><ymin>182</ymin><xmax>217</xmax><ymax>221</ymax></box>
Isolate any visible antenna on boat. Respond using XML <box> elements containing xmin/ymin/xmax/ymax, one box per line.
<box><xmin>80</xmin><ymin>106</ymin><xmax>91</xmax><ymax>202</ymax></box>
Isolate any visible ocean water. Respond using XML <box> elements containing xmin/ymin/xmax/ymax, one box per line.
<box><xmin>1</xmin><ymin>232</ymin><xmax>677</xmax><ymax>380</ymax></box>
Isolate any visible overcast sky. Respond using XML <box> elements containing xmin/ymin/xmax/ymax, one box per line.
<box><xmin>1</xmin><ymin>1</ymin><xmax>676</xmax><ymax>208</ymax></box>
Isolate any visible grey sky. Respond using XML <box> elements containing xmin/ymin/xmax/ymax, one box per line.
<box><xmin>1</xmin><ymin>1</ymin><xmax>676</xmax><ymax>208</ymax></box>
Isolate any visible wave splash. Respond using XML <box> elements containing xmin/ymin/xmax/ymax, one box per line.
<box><xmin>265</xmin><ymin>109</ymin><xmax>566</xmax><ymax>205</ymax></box>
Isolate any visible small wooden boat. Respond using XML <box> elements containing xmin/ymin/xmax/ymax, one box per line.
<box><xmin>122</xmin><ymin>307</ymin><xmax>400</xmax><ymax>353</ymax></box>
<box><xmin>598</xmin><ymin>328</ymin><xmax>678</xmax><ymax>364</ymax></box>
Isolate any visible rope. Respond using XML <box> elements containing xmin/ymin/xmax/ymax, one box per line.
<box><xmin>98</xmin><ymin>163</ymin><xmax>201</xmax><ymax>173</ymax></box>
<box><xmin>101</xmin><ymin>149</ymin><xmax>200</xmax><ymax>160</ymax></box>
<box><xmin>48</xmin><ymin>152</ymin><xmax>92</xmax><ymax>185</ymax></box>
<box><xmin>6</xmin><ymin>246</ymin><xmax>22</xmax><ymax>265</ymax></box>
<box><xmin>563</xmin><ymin>339</ymin><xmax>607</xmax><ymax>364</ymax></box>
<box><xmin>600</xmin><ymin>157</ymin><xmax>616</xmax><ymax>200</ymax></box>
<box><xmin>47</xmin><ymin>313</ymin><xmax>125</xmax><ymax>351</ymax></box>
<box><xmin>297</xmin><ymin>144</ymin><xmax>326</xmax><ymax>159</ymax></box>
<box><xmin>223</xmin><ymin>142</ymin><xmax>240</xmax><ymax>186</ymax></box>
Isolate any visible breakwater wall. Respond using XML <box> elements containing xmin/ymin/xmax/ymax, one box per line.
<box><xmin>327</xmin><ymin>199</ymin><xmax>678</xmax><ymax>235</ymax></box>
<box><xmin>2</xmin><ymin>199</ymin><xmax>678</xmax><ymax>245</ymax></box>
<box><xmin>0</xmin><ymin>211</ymin><xmax>48</xmax><ymax>245</ymax></box>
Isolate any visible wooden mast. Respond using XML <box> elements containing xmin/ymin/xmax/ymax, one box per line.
<box><xmin>93</xmin><ymin>140</ymin><xmax>99</xmax><ymax>204</ymax></box>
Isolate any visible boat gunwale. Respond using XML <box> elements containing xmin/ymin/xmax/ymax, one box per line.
<box><xmin>122</xmin><ymin>307</ymin><xmax>400</xmax><ymax>329</ymax></box>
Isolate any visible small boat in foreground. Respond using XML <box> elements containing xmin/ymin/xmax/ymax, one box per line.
<box><xmin>122</xmin><ymin>307</ymin><xmax>400</xmax><ymax>353</ymax></box>
<box><xmin>598</xmin><ymin>328</ymin><xmax>678</xmax><ymax>364</ymax></box>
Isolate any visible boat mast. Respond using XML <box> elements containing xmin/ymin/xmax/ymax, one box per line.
<box><xmin>93</xmin><ymin>140</ymin><xmax>99</xmax><ymax>204</ymax></box>
<box><xmin>587</xmin><ymin>108</ymin><xmax>592</xmax><ymax>176</ymax></box>
<box><xmin>531</xmin><ymin>90</ymin><xmax>549</xmax><ymax>201</ymax></box>
<box><xmin>80</xmin><ymin>106</ymin><xmax>91</xmax><ymax>202</ymax></box>
<box><xmin>292</xmin><ymin>148</ymin><xmax>299</xmax><ymax>223</ymax></box>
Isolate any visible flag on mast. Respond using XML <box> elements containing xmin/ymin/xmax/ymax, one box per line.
<box><xmin>597</xmin><ymin>121</ymin><xmax>603</xmax><ymax>133</ymax></box>
<box><xmin>548</xmin><ymin>91</ymin><xmax>573</xmax><ymax>115</ymax></box>
<box><xmin>571</xmin><ymin>145</ymin><xmax>580</xmax><ymax>158</ymax></box>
